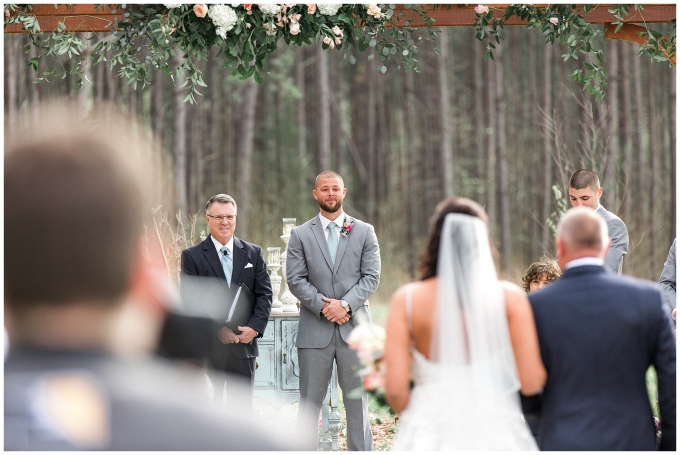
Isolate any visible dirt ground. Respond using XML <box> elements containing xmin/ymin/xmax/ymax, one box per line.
<box><xmin>254</xmin><ymin>399</ymin><xmax>397</xmax><ymax>451</ymax></box>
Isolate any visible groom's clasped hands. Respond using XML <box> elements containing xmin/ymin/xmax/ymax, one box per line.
<box><xmin>321</xmin><ymin>296</ymin><xmax>351</xmax><ymax>325</ymax></box>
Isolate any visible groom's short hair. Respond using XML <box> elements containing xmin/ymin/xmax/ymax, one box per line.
<box><xmin>315</xmin><ymin>170</ymin><xmax>344</xmax><ymax>188</ymax></box>
<box><xmin>569</xmin><ymin>169</ymin><xmax>600</xmax><ymax>192</ymax></box>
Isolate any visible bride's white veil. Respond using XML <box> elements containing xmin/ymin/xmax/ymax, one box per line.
<box><xmin>431</xmin><ymin>213</ymin><xmax>521</xmax><ymax>407</ymax></box>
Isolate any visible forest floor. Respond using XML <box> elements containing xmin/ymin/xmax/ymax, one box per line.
<box><xmin>254</xmin><ymin>394</ymin><xmax>397</xmax><ymax>451</ymax></box>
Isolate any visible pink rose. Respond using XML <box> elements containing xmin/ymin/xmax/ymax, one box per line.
<box><xmin>474</xmin><ymin>4</ymin><xmax>489</xmax><ymax>15</ymax></box>
<box><xmin>323</xmin><ymin>36</ymin><xmax>332</xmax><ymax>46</ymax></box>
<box><xmin>335</xmin><ymin>37</ymin><xmax>342</xmax><ymax>46</ymax></box>
<box><xmin>363</xmin><ymin>371</ymin><xmax>385</xmax><ymax>391</ymax></box>
<box><xmin>193</xmin><ymin>4</ymin><xmax>208</xmax><ymax>18</ymax></box>
<box><xmin>332</xmin><ymin>25</ymin><xmax>343</xmax><ymax>37</ymax></box>
<box><xmin>290</xmin><ymin>22</ymin><xmax>300</xmax><ymax>35</ymax></box>
<box><xmin>549</xmin><ymin>17</ymin><xmax>559</xmax><ymax>25</ymax></box>
<box><xmin>366</xmin><ymin>5</ymin><xmax>382</xmax><ymax>18</ymax></box>
<box><xmin>307</xmin><ymin>4</ymin><xmax>316</xmax><ymax>14</ymax></box>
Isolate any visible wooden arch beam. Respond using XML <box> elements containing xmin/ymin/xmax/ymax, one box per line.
<box><xmin>393</xmin><ymin>4</ymin><xmax>675</xmax><ymax>27</ymax></box>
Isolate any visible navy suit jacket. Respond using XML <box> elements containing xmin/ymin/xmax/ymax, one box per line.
<box><xmin>180</xmin><ymin>235</ymin><xmax>272</xmax><ymax>360</ymax></box>
<box><xmin>527</xmin><ymin>265</ymin><xmax>676</xmax><ymax>451</ymax></box>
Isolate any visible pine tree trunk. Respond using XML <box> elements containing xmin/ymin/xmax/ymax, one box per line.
<box><xmin>495</xmin><ymin>45</ymin><xmax>511</xmax><ymax>274</ymax></box>
<box><xmin>604</xmin><ymin>40</ymin><xmax>619</xmax><ymax>210</ymax></box>
<box><xmin>405</xmin><ymin>70</ymin><xmax>419</xmax><ymax>279</ymax></box>
<box><xmin>296</xmin><ymin>47</ymin><xmax>308</xmax><ymax>208</ymax></box>
<box><xmin>76</xmin><ymin>32</ymin><xmax>93</xmax><ymax>113</ymax></box>
<box><xmin>317</xmin><ymin>46</ymin><xmax>331</xmax><ymax>171</ymax></box>
<box><xmin>437</xmin><ymin>28</ymin><xmax>454</xmax><ymax>196</ymax></box>
<box><xmin>172</xmin><ymin>52</ymin><xmax>188</xmax><ymax>220</ymax></box>
<box><xmin>541</xmin><ymin>44</ymin><xmax>553</xmax><ymax>251</ymax></box>
<box><xmin>236</xmin><ymin>78</ymin><xmax>259</xmax><ymax>235</ymax></box>
<box><xmin>485</xmin><ymin>55</ymin><xmax>497</xmax><ymax>237</ymax></box>
<box><xmin>6</xmin><ymin>36</ymin><xmax>19</xmax><ymax>141</ymax></box>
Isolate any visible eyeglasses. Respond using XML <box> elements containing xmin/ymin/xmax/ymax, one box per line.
<box><xmin>207</xmin><ymin>214</ymin><xmax>236</xmax><ymax>222</ymax></box>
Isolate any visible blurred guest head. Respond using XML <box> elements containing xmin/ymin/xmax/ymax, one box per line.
<box><xmin>568</xmin><ymin>169</ymin><xmax>602</xmax><ymax>210</ymax></box>
<box><xmin>556</xmin><ymin>207</ymin><xmax>610</xmax><ymax>270</ymax></box>
<box><xmin>4</xmin><ymin>101</ymin><xmax>167</xmax><ymax>354</ymax></box>
<box><xmin>521</xmin><ymin>256</ymin><xmax>562</xmax><ymax>292</ymax></box>
<box><xmin>419</xmin><ymin>196</ymin><xmax>488</xmax><ymax>280</ymax></box>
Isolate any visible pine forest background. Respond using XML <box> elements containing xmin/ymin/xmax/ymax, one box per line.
<box><xmin>4</xmin><ymin>25</ymin><xmax>676</xmax><ymax>310</ymax></box>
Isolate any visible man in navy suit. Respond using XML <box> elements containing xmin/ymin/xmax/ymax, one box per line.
<box><xmin>526</xmin><ymin>207</ymin><xmax>675</xmax><ymax>450</ymax></box>
<box><xmin>181</xmin><ymin>194</ymin><xmax>272</xmax><ymax>401</ymax></box>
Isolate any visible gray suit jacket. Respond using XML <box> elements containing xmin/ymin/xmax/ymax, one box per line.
<box><xmin>596</xmin><ymin>205</ymin><xmax>629</xmax><ymax>274</ymax></box>
<box><xmin>286</xmin><ymin>214</ymin><xmax>381</xmax><ymax>348</ymax></box>
<box><xmin>659</xmin><ymin>238</ymin><xmax>676</xmax><ymax>313</ymax></box>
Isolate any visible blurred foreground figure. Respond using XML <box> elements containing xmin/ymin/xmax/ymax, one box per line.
<box><xmin>526</xmin><ymin>208</ymin><xmax>676</xmax><ymax>450</ymax></box>
<box><xmin>4</xmin><ymin>102</ymin><xmax>300</xmax><ymax>450</ymax></box>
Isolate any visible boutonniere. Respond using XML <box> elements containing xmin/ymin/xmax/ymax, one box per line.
<box><xmin>340</xmin><ymin>217</ymin><xmax>353</xmax><ymax>237</ymax></box>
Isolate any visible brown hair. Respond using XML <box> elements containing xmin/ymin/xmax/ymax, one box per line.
<box><xmin>569</xmin><ymin>169</ymin><xmax>600</xmax><ymax>192</ymax></box>
<box><xmin>521</xmin><ymin>256</ymin><xmax>562</xmax><ymax>292</ymax></box>
<box><xmin>419</xmin><ymin>197</ymin><xmax>489</xmax><ymax>280</ymax></box>
<box><xmin>5</xmin><ymin>103</ymin><xmax>154</xmax><ymax>310</ymax></box>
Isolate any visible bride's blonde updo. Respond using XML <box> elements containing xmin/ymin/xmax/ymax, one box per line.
<box><xmin>418</xmin><ymin>197</ymin><xmax>490</xmax><ymax>280</ymax></box>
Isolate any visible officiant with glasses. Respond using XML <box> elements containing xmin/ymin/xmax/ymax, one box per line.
<box><xmin>180</xmin><ymin>194</ymin><xmax>272</xmax><ymax>405</ymax></box>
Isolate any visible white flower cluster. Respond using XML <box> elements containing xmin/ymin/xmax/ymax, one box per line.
<box><xmin>258</xmin><ymin>4</ymin><xmax>281</xmax><ymax>16</ymax></box>
<box><xmin>164</xmin><ymin>3</ymin><xmax>182</xmax><ymax>8</ymax></box>
<box><xmin>209</xmin><ymin>4</ymin><xmax>238</xmax><ymax>39</ymax></box>
<box><xmin>317</xmin><ymin>4</ymin><xmax>341</xmax><ymax>16</ymax></box>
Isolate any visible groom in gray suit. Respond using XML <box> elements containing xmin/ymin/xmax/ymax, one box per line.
<box><xmin>568</xmin><ymin>169</ymin><xmax>629</xmax><ymax>274</ymax></box>
<box><xmin>287</xmin><ymin>171</ymin><xmax>381</xmax><ymax>451</ymax></box>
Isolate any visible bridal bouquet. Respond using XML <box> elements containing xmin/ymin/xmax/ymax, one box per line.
<box><xmin>347</xmin><ymin>315</ymin><xmax>392</xmax><ymax>413</ymax></box>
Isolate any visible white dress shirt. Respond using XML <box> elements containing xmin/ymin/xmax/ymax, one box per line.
<box><xmin>211</xmin><ymin>235</ymin><xmax>234</xmax><ymax>258</ymax></box>
<box><xmin>319</xmin><ymin>210</ymin><xmax>345</xmax><ymax>242</ymax></box>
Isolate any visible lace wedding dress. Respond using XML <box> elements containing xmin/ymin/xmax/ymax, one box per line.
<box><xmin>391</xmin><ymin>214</ymin><xmax>538</xmax><ymax>451</ymax></box>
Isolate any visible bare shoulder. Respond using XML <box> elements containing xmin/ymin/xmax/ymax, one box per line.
<box><xmin>500</xmin><ymin>280</ymin><xmax>530</xmax><ymax>313</ymax></box>
<box><xmin>388</xmin><ymin>282</ymin><xmax>412</xmax><ymax>310</ymax></box>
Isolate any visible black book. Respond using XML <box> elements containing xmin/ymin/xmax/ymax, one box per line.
<box><xmin>225</xmin><ymin>283</ymin><xmax>256</xmax><ymax>333</ymax></box>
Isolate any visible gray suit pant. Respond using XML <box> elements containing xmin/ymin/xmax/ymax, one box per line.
<box><xmin>297</xmin><ymin>325</ymin><xmax>372</xmax><ymax>451</ymax></box>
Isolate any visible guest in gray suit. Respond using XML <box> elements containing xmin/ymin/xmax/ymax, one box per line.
<box><xmin>659</xmin><ymin>238</ymin><xmax>676</xmax><ymax>315</ymax></box>
<box><xmin>568</xmin><ymin>169</ymin><xmax>629</xmax><ymax>274</ymax></box>
<box><xmin>287</xmin><ymin>170</ymin><xmax>381</xmax><ymax>451</ymax></box>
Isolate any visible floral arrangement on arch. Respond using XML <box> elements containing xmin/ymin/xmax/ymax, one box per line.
<box><xmin>5</xmin><ymin>3</ymin><xmax>437</xmax><ymax>103</ymax></box>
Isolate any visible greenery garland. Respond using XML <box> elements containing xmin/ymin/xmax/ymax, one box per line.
<box><xmin>472</xmin><ymin>4</ymin><xmax>676</xmax><ymax>102</ymax></box>
<box><xmin>5</xmin><ymin>4</ymin><xmax>675</xmax><ymax>103</ymax></box>
<box><xmin>4</xmin><ymin>3</ymin><xmax>438</xmax><ymax>103</ymax></box>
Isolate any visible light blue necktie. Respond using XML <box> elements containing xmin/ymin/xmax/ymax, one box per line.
<box><xmin>220</xmin><ymin>246</ymin><xmax>232</xmax><ymax>288</ymax></box>
<box><xmin>327</xmin><ymin>221</ymin><xmax>338</xmax><ymax>265</ymax></box>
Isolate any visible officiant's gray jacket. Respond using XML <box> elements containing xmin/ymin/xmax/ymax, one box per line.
<box><xmin>286</xmin><ymin>215</ymin><xmax>380</xmax><ymax>348</ymax></box>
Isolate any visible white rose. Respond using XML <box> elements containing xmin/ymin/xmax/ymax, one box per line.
<box><xmin>258</xmin><ymin>4</ymin><xmax>281</xmax><ymax>16</ymax></box>
<box><xmin>317</xmin><ymin>4</ymin><xmax>341</xmax><ymax>16</ymax></box>
<box><xmin>289</xmin><ymin>22</ymin><xmax>300</xmax><ymax>35</ymax></box>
